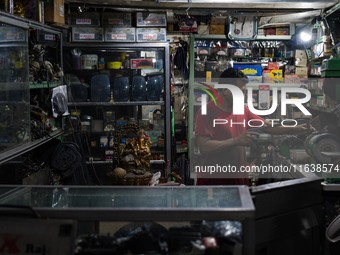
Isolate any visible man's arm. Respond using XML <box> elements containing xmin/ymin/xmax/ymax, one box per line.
<box><xmin>262</xmin><ymin>122</ymin><xmax>311</xmax><ymax>135</ymax></box>
<box><xmin>196</xmin><ymin>133</ymin><xmax>253</xmax><ymax>154</ymax></box>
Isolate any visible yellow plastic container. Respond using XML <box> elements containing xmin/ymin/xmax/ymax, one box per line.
<box><xmin>107</xmin><ymin>61</ymin><xmax>122</xmax><ymax>69</ymax></box>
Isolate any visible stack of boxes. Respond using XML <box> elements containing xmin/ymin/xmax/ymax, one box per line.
<box><xmin>70</xmin><ymin>11</ymin><xmax>167</xmax><ymax>43</ymax></box>
<box><xmin>104</xmin><ymin>12</ymin><xmax>135</xmax><ymax>42</ymax></box>
<box><xmin>136</xmin><ymin>12</ymin><xmax>167</xmax><ymax>42</ymax></box>
<box><xmin>284</xmin><ymin>49</ymin><xmax>309</xmax><ymax>84</ymax></box>
<box><xmin>70</xmin><ymin>12</ymin><xmax>103</xmax><ymax>42</ymax></box>
<box><xmin>263</xmin><ymin>62</ymin><xmax>284</xmax><ymax>83</ymax></box>
<box><xmin>233</xmin><ymin>52</ymin><xmax>310</xmax><ymax>112</ymax></box>
<box><xmin>233</xmin><ymin>50</ymin><xmax>309</xmax><ymax>85</ymax></box>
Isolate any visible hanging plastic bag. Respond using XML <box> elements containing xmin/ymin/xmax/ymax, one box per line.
<box><xmin>51</xmin><ymin>85</ymin><xmax>69</xmax><ymax>118</ymax></box>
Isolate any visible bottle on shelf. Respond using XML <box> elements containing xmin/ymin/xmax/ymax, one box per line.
<box><xmin>124</xmin><ymin>54</ymin><xmax>130</xmax><ymax>69</ymax></box>
<box><xmin>98</xmin><ymin>57</ymin><xmax>105</xmax><ymax>69</ymax></box>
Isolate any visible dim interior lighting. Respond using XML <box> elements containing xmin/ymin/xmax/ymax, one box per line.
<box><xmin>300</xmin><ymin>31</ymin><xmax>312</xmax><ymax>42</ymax></box>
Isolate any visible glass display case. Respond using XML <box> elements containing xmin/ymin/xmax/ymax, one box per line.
<box><xmin>0</xmin><ymin>14</ymin><xmax>31</xmax><ymax>154</ymax></box>
<box><xmin>0</xmin><ymin>185</ymin><xmax>255</xmax><ymax>254</ymax></box>
<box><xmin>0</xmin><ymin>11</ymin><xmax>64</xmax><ymax>169</ymax></box>
<box><xmin>62</xmin><ymin>42</ymin><xmax>171</xmax><ymax>179</ymax></box>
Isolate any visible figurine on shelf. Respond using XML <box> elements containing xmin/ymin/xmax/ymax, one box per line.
<box><xmin>108</xmin><ymin>123</ymin><xmax>153</xmax><ymax>185</ymax></box>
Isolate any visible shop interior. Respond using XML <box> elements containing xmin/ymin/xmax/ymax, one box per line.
<box><xmin>1</xmin><ymin>0</ymin><xmax>340</xmax><ymax>254</ymax></box>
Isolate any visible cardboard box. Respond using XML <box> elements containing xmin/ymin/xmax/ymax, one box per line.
<box><xmin>209</xmin><ymin>17</ymin><xmax>225</xmax><ymax>34</ymax></box>
<box><xmin>284</xmin><ymin>74</ymin><xmax>308</xmax><ymax>84</ymax></box>
<box><xmin>295</xmin><ymin>66</ymin><xmax>308</xmax><ymax>78</ymax></box>
<box><xmin>276</xmin><ymin>27</ymin><xmax>289</xmax><ymax>35</ymax></box>
<box><xmin>295</xmin><ymin>58</ymin><xmax>308</xmax><ymax>67</ymax></box>
<box><xmin>263</xmin><ymin>69</ymin><xmax>284</xmax><ymax>83</ymax></box>
<box><xmin>44</xmin><ymin>0</ymin><xmax>65</xmax><ymax>24</ymax></box>
<box><xmin>209</xmin><ymin>24</ymin><xmax>225</xmax><ymax>35</ymax></box>
<box><xmin>295</xmin><ymin>49</ymin><xmax>307</xmax><ymax>59</ymax></box>
<box><xmin>233</xmin><ymin>63</ymin><xmax>262</xmax><ymax>76</ymax></box>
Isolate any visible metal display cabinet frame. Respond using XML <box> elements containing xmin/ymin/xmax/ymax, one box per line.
<box><xmin>0</xmin><ymin>185</ymin><xmax>255</xmax><ymax>255</ymax></box>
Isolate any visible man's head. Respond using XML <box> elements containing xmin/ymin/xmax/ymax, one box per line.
<box><xmin>218</xmin><ymin>67</ymin><xmax>248</xmax><ymax>88</ymax></box>
<box><xmin>218</xmin><ymin>68</ymin><xmax>248</xmax><ymax>107</ymax></box>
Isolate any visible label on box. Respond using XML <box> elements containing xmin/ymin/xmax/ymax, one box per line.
<box><xmin>76</xmin><ymin>19</ymin><xmax>92</xmax><ymax>25</ymax></box>
<box><xmin>44</xmin><ymin>34</ymin><xmax>56</xmax><ymax>41</ymax></box>
<box><xmin>0</xmin><ymin>26</ymin><xmax>26</xmax><ymax>42</ymax></box>
<box><xmin>72</xmin><ymin>27</ymin><xmax>103</xmax><ymax>42</ymax></box>
<box><xmin>70</xmin><ymin>12</ymin><xmax>100</xmax><ymax>26</ymax></box>
<box><xmin>131</xmin><ymin>58</ymin><xmax>155</xmax><ymax>69</ymax></box>
<box><xmin>105</xmin><ymin>28</ymin><xmax>135</xmax><ymax>42</ymax></box>
<box><xmin>59</xmin><ymin>4</ymin><xmax>64</xmax><ymax>16</ymax></box>
<box><xmin>112</xmin><ymin>34</ymin><xmax>127</xmax><ymax>40</ymax></box>
<box><xmin>80</xmin><ymin>33</ymin><xmax>95</xmax><ymax>40</ymax></box>
<box><xmin>268</xmin><ymin>62</ymin><xmax>279</xmax><ymax>70</ymax></box>
<box><xmin>258</xmin><ymin>85</ymin><xmax>270</xmax><ymax>109</ymax></box>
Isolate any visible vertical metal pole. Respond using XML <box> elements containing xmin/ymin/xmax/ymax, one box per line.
<box><xmin>188</xmin><ymin>34</ymin><xmax>195</xmax><ymax>183</ymax></box>
<box><xmin>9</xmin><ymin>0</ymin><xmax>14</xmax><ymax>14</ymax></box>
<box><xmin>39</xmin><ymin>1</ymin><xmax>45</xmax><ymax>24</ymax></box>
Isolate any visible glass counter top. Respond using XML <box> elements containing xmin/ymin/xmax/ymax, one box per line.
<box><xmin>0</xmin><ymin>185</ymin><xmax>254</xmax><ymax>221</ymax></box>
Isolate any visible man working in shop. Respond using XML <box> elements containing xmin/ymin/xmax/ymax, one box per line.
<box><xmin>195</xmin><ymin>67</ymin><xmax>311</xmax><ymax>185</ymax></box>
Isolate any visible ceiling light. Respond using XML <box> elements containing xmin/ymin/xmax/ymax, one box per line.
<box><xmin>300</xmin><ymin>31</ymin><xmax>312</xmax><ymax>42</ymax></box>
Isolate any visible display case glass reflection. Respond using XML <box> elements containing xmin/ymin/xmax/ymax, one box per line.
<box><xmin>0</xmin><ymin>22</ymin><xmax>30</xmax><ymax>153</ymax></box>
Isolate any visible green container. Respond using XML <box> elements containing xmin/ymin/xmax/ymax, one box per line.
<box><xmin>321</xmin><ymin>70</ymin><xmax>340</xmax><ymax>77</ymax></box>
<box><xmin>321</xmin><ymin>58</ymin><xmax>340</xmax><ymax>71</ymax></box>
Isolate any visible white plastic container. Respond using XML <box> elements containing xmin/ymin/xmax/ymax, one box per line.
<box><xmin>81</xmin><ymin>55</ymin><xmax>98</xmax><ymax>69</ymax></box>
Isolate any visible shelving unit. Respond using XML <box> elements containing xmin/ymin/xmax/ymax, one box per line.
<box><xmin>62</xmin><ymin>42</ymin><xmax>172</xmax><ymax>175</ymax></box>
<box><xmin>0</xmin><ymin>11</ymin><xmax>64</xmax><ymax>186</ymax></box>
